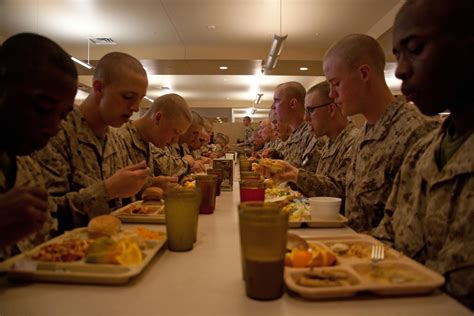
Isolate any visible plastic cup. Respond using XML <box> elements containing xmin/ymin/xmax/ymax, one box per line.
<box><xmin>239</xmin><ymin>179</ymin><xmax>265</xmax><ymax>202</ymax></box>
<box><xmin>165</xmin><ymin>188</ymin><xmax>200</xmax><ymax>251</ymax></box>
<box><xmin>238</xmin><ymin>201</ymin><xmax>288</xmax><ymax>300</ymax></box>
<box><xmin>195</xmin><ymin>175</ymin><xmax>218</xmax><ymax>214</ymax></box>
<box><xmin>207</xmin><ymin>168</ymin><xmax>223</xmax><ymax>196</ymax></box>
<box><xmin>308</xmin><ymin>197</ymin><xmax>342</xmax><ymax>220</ymax></box>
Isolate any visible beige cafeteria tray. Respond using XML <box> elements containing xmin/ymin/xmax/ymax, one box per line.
<box><xmin>0</xmin><ymin>227</ymin><xmax>167</xmax><ymax>285</ymax></box>
<box><xmin>284</xmin><ymin>234</ymin><xmax>445</xmax><ymax>299</ymax></box>
<box><xmin>111</xmin><ymin>200</ymin><xmax>165</xmax><ymax>224</ymax></box>
<box><xmin>288</xmin><ymin>214</ymin><xmax>348</xmax><ymax>228</ymax></box>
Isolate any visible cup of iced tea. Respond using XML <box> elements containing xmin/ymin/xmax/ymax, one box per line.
<box><xmin>165</xmin><ymin>188</ymin><xmax>200</xmax><ymax>251</ymax></box>
<box><xmin>238</xmin><ymin>201</ymin><xmax>288</xmax><ymax>300</ymax></box>
<box><xmin>239</xmin><ymin>179</ymin><xmax>265</xmax><ymax>202</ymax></box>
<box><xmin>240</xmin><ymin>171</ymin><xmax>261</xmax><ymax>180</ymax></box>
<box><xmin>195</xmin><ymin>174</ymin><xmax>218</xmax><ymax>214</ymax></box>
<box><xmin>206</xmin><ymin>168</ymin><xmax>223</xmax><ymax>196</ymax></box>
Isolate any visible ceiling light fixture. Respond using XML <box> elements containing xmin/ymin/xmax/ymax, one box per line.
<box><xmin>254</xmin><ymin>93</ymin><xmax>264</xmax><ymax>105</ymax></box>
<box><xmin>71</xmin><ymin>37</ymin><xmax>93</xmax><ymax>69</ymax></box>
<box><xmin>219</xmin><ymin>66</ymin><xmax>228</xmax><ymax>70</ymax></box>
<box><xmin>263</xmin><ymin>0</ymin><xmax>287</xmax><ymax>71</ymax></box>
<box><xmin>144</xmin><ymin>96</ymin><xmax>153</xmax><ymax>102</ymax></box>
<box><xmin>299</xmin><ymin>67</ymin><xmax>308</xmax><ymax>71</ymax></box>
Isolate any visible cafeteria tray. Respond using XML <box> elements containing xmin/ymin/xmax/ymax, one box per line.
<box><xmin>288</xmin><ymin>214</ymin><xmax>348</xmax><ymax>228</ymax></box>
<box><xmin>111</xmin><ymin>200</ymin><xmax>165</xmax><ymax>224</ymax></box>
<box><xmin>0</xmin><ymin>227</ymin><xmax>167</xmax><ymax>285</ymax></box>
<box><xmin>284</xmin><ymin>234</ymin><xmax>445</xmax><ymax>299</ymax></box>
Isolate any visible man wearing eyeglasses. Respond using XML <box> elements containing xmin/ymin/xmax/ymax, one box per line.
<box><xmin>258</xmin><ymin>81</ymin><xmax>359</xmax><ymax>200</ymax></box>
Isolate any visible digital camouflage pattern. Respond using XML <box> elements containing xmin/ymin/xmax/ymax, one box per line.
<box><xmin>280</xmin><ymin>122</ymin><xmax>318</xmax><ymax>168</ymax></box>
<box><xmin>373</xmin><ymin>118</ymin><xmax>474</xmax><ymax>306</ymax></box>
<box><xmin>301</xmin><ymin>135</ymin><xmax>327</xmax><ymax>173</ymax></box>
<box><xmin>243</xmin><ymin>125</ymin><xmax>254</xmax><ymax>145</ymax></box>
<box><xmin>296</xmin><ymin>123</ymin><xmax>360</xmax><ymax>198</ymax></box>
<box><xmin>152</xmin><ymin>144</ymin><xmax>189</xmax><ymax>177</ymax></box>
<box><xmin>116</xmin><ymin>121</ymin><xmax>153</xmax><ymax>169</ymax></box>
<box><xmin>33</xmin><ymin>107</ymin><xmax>132</xmax><ymax>230</ymax></box>
<box><xmin>0</xmin><ymin>155</ymin><xmax>58</xmax><ymax>260</ymax></box>
<box><xmin>345</xmin><ymin>98</ymin><xmax>439</xmax><ymax>232</ymax></box>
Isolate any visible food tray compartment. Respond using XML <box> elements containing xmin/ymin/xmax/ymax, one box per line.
<box><xmin>112</xmin><ymin>200</ymin><xmax>165</xmax><ymax>224</ymax></box>
<box><xmin>0</xmin><ymin>227</ymin><xmax>167</xmax><ymax>285</ymax></box>
<box><xmin>288</xmin><ymin>214</ymin><xmax>349</xmax><ymax>228</ymax></box>
<box><xmin>319</xmin><ymin>239</ymin><xmax>402</xmax><ymax>263</ymax></box>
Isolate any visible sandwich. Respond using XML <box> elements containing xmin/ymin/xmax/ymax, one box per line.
<box><xmin>87</xmin><ymin>215</ymin><xmax>121</xmax><ymax>239</ymax></box>
<box><xmin>141</xmin><ymin>186</ymin><xmax>164</xmax><ymax>201</ymax></box>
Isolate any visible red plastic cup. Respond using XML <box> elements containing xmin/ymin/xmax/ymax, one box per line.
<box><xmin>195</xmin><ymin>175</ymin><xmax>218</xmax><ymax>214</ymax></box>
<box><xmin>239</xmin><ymin>179</ymin><xmax>265</xmax><ymax>202</ymax></box>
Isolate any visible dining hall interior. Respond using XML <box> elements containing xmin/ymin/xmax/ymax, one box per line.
<box><xmin>0</xmin><ymin>0</ymin><xmax>472</xmax><ymax>315</ymax></box>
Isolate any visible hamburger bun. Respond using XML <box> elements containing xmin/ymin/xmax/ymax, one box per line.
<box><xmin>259</xmin><ymin>158</ymin><xmax>284</xmax><ymax>173</ymax></box>
<box><xmin>142</xmin><ymin>187</ymin><xmax>164</xmax><ymax>201</ymax></box>
<box><xmin>87</xmin><ymin>215</ymin><xmax>121</xmax><ymax>239</ymax></box>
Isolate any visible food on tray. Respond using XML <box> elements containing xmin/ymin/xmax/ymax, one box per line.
<box><xmin>287</xmin><ymin>233</ymin><xmax>309</xmax><ymax>252</ymax></box>
<box><xmin>30</xmin><ymin>238</ymin><xmax>90</xmax><ymax>262</ymax></box>
<box><xmin>87</xmin><ymin>215</ymin><xmax>122</xmax><ymax>238</ymax></box>
<box><xmin>282</xmin><ymin>198</ymin><xmax>310</xmax><ymax>221</ymax></box>
<box><xmin>183</xmin><ymin>180</ymin><xmax>196</xmax><ymax>188</ymax></box>
<box><xmin>121</xmin><ymin>203</ymin><xmax>164</xmax><ymax>215</ymax></box>
<box><xmin>355</xmin><ymin>264</ymin><xmax>428</xmax><ymax>285</ymax></box>
<box><xmin>265</xmin><ymin>186</ymin><xmax>301</xmax><ymax>202</ymax></box>
<box><xmin>286</xmin><ymin>243</ymin><xmax>337</xmax><ymax>268</ymax></box>
<box><xmin>135</xmin><ymin>227</ymin><xmax>166</xmax><ymax>240</ymax></box>
<box><xmin>142</xmin><ymin>187</ymin><xmax>164</xmax><ymax>201</ymax></box>
<box><xmin>85</xmin><ymin>237</ymin><xmax>143</xmax><ymax>266</ymax></box>
<box><xmin>298</xmin><ymin>269</ymin><xmax>353</xmax><ymax>288</ymax></box>
<box><xmin>259</xmin><ymin>158</ymin><xmax>284</xmax><ymax>173</ymax></box>
<box><xmin>328</xmin><ymin>242</ymin><xmax>395</xmax><ymax>259</ymax></box>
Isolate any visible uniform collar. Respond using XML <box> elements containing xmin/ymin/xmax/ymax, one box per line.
<box><xmin>362</xmin><ymin>97</ymin><xmax>405</xmax><ymax>142</ymax></box>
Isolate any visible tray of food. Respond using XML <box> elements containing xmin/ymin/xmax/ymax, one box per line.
<box><xmin>284</xmin><ymin>233</ymin><xmax>445</xmax><ymax>299</ymax></box>
<box><xmin>277</xmin><ymin>196</ymin><xmax>348</xmax><ymax>228</ymax></box>
<box><xmin>112</xmin><ymin>187</ymin><xmax>165</xmax><ymax>224</ymax></box>
<box><xmin>0</xmin><ymin>215</ymin><xmax>167</xmax><ymax>285</ymax></box>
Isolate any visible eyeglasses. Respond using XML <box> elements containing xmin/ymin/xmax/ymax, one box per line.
<box><xmin>305</xmin><ymin>101</ymin><xmax>333</xmax><ymax>114</ymax></box>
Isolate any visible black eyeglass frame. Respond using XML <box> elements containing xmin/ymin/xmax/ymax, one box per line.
<box><xmin>304</xmin><ymin>101</ymin><xmax>333</xmax><ymax>114</ymax></box>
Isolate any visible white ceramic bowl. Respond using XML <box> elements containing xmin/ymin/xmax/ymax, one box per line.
<box><xmin>308</xmin><ymin>197</ymin><xmax>342</xmax><ymax>221</ymax></box>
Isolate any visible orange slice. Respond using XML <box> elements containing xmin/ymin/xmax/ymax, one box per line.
<box><xmin>115</xmin><ymin>242</ymin><xmax>143</xmax><ymax>266</ymax></box>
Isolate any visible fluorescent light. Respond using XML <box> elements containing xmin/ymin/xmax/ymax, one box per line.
<box><xmin>299</xmin><ymin>67</ymin><xmax>308</xmax><ymax>71</ymax></box>
<box><xmin>264</xmin><ymin>34</ymin><xmax>287</xmax><ymax>70</ymax></box>
<box><xmin>71</xmin><ymin>56</ymin><xmax>93</xmax><ymax>69</ymax></box>
<box><xmin>438</xmin><ymin>112</ymin><xmax>450</xmax><ymax>115</ymax></box>
<box><xmin>219</xmin><ymin>66</ymin><xmax>228</xmax><ymax>70</ymax></box>
<box><xmin>144</xmin><ymin>96</ymin><xmax>153</xmax><ymax>102</ymax></box>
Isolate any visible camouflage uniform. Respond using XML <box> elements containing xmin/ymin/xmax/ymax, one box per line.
<box><xmin>152</xmin><ymin>144</ymin><xmax>189</xmax><ymax>177</ymax></box>
<box><xmin>373</xmin><ymin>119</ymin><xmax>474</xmax><ymax>306</ymax></box>
<box><xmin>0</xmin><ymin>155</ymin><xmax>57</xmax><ymax>260</ymax></box>
<box><xmin>345</xmin><ymin>99</ymin><xmax>439</xmax><ymax>232</ymax></box>
<box><xmin>116</xmin><ymin>121</ymin><xmax>153</xmax><ymax>169</ymax></box>
<box><xmin>243</xmin><ymin>125</ymin><xmax>254</xmax><ymax>145</ymax></box>
<box><xmin>296</xmin><ymin>123</ymin><xmax>360</xmax><ymax>198</ymax></box>
<box><xmin>33</xmin><ymin>107</ymin><xmax>132</xmax><ymax>231</ymax></box>
<box><xmin>281</xmin><ymin>122</ymin><xmax>318</xmax><ymax>168</ymax></box>
<box><xmin>301</xmin><ymin>136</ymin><xmax>327</xmax><ymax>173</ymax></box>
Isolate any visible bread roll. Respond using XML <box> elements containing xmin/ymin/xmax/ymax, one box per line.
<box><xmin>87</xmin><ymin>215</ymin><xmax>121</xmax><ymax>239</ymax></box>
<box><xmin>142</xmin><ymin>187</ymin><xmax>164</xmax><ymax>201</ymax></box>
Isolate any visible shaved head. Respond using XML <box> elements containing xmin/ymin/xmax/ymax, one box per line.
<box><xmin>324</xmin><ymin>34</ymin><xmax>386</xmax><ymax>78</ymax></box>
<box><xmin>147</xmin><ymin>93</ymin><xmax>192</xmax><ymax>123</ymax></box>
<box><xmin>93</xmin><ymin>52</ymin><xmax>147</xmax><ymax>84</ymax></box>
<box><xmin>276</xmin><ymin>81</ymin><xmax>306</xmax><ymax>107</ymax></box>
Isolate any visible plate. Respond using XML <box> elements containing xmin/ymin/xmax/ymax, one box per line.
<box><xmin>0</xmin><ymin>227</ymin><xmax>167</xmax><ymax>285</ymax></box>
<box><xmin>288</xmin><ymin>214</ymin><xmax>348</xmax><ymax>228</ymax></box>
<box><xmin>284</xmin><ymin>234</ymin><xmax>445</xmax><ymax>299</ymax></box>
<box><xmin>112</xmin><ymin>200</ymin><xmax>165</xmax><ymax>224</ymax></box>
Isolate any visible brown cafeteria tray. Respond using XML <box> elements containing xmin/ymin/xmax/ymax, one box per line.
<box><xmin>112</xmin><ymin>200</ymin><xmax>165</xmax><ymax>224</ymax></box>
<box><xmin>284</xmin><ymin>234</ymin><xmax>445</xmax><ymax>299</ymax></box>
<box><xmin>288</xmin><ymin>214</ymin><xmax>348</xmax><ymax>228</ymax></box>
<box><xmin>0</xmin><ymin>227</ymin><xmax>166</xmax><ymax>285</ymax></box>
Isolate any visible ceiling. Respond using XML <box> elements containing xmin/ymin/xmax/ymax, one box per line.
<box><xmin>0</xmin><ymin>0</ymin><xmax>404</xmax><ymax>119</ymax></box>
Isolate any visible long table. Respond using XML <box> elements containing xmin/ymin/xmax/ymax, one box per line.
<box><xmin>0</xmin><ymin>185</ymin><xmax>471</xmax><ymax>315</ymax></box>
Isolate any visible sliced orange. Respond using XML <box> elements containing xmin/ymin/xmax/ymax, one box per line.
<box><xmin>115</xmin><ymin>242</ymin><xmax>143</xmax><ymax>266</ymax></box>
<box><xmin>290</xmin><ymin>249</ymin><xmax>313</xmax><ymax>268</ymax></box>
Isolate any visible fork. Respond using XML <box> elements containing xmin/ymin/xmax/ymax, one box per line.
<box><xmin>371</xmin><ymin>244</ymin><xmax>385</xmax><ymax>263</ymax></box>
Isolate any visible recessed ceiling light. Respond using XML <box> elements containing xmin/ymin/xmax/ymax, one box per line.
<box><xmin>219</xmin><ymin>66</ymin><xmax>228</xmax><ymax>70</ymax></box>
<box><xmin>299</xmin><ymin>67</ymin><xmax>309</xmax><ymax>71</ymax></box>
<box><xmin>207</xmin><ymin>25</ymin><xmax>216</xmax><ymax>30</ymax></box>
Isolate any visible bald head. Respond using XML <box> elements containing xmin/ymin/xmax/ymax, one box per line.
<box><xmin>277</xmin><ymin>81</ymin><xmax>306</xmax><ymax>107</ymax></box>
<box><xmin>93</xmin><ymin>52</ymin><xmax>147</xmax><ymax>84</ymax></box>
<box><xmin>147</xmin><ymin>93</ymin><xmax>192</xmax><ymax>123</ymax></box>
<box><xmin>324</xmin><ymin>34</ymin><xmax>386</xmax><ymax>78</ymax></box>
<box><xmin>307</xmin><ymin>81</ymin><xmax>332</xmax><ymax>104</ymax></box>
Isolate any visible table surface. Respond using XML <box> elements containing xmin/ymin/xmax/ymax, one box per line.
<box><xmin>0</xmin><ymin>183</ymin><xmax>471</xmax><ymax>316</ymax></box>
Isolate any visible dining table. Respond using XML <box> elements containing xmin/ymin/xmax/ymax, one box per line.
<box><xmin>0</xmin><ymin>171</ymin><xmax>471</xmax><ymax>316</ymax></box>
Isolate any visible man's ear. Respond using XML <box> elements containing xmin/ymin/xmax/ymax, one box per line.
<box><xmin>92</xmin><ymin>79</ymin><xmax>104</xmax><ymax>97</ymax></box>
<box><xmin>328</xmin><ymin>102</ymin><xmax>338</xmax><ymax>118</ymax></box>
<box><xmin>358</xmin><ymin>64</ymin><xmax>371</xmax><ymax>82</ymax></box>
<box><xmin>289</xmin><ymin>98</ymin><xmax>298</xmax><ymax>109</ymax></box>
<box><xmin>154</xmin><ymin>111</ymin><xmax>162</xmax><ymax>125</ymax></box>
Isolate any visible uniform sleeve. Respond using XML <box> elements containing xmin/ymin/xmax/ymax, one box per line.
<box><xmin>295</xmin><ymin>169</ymin><xmax>345</xmax><ymax>198</ymax></box>
<box><xmin>33</xmin><ymin>131</ymin><xmax>112</xmax><ymax>228</ymax></box>
<box><xmin>152</xmin><ymin>148</ymin><xmax>189</xmax><ymax>177</ymax></box>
